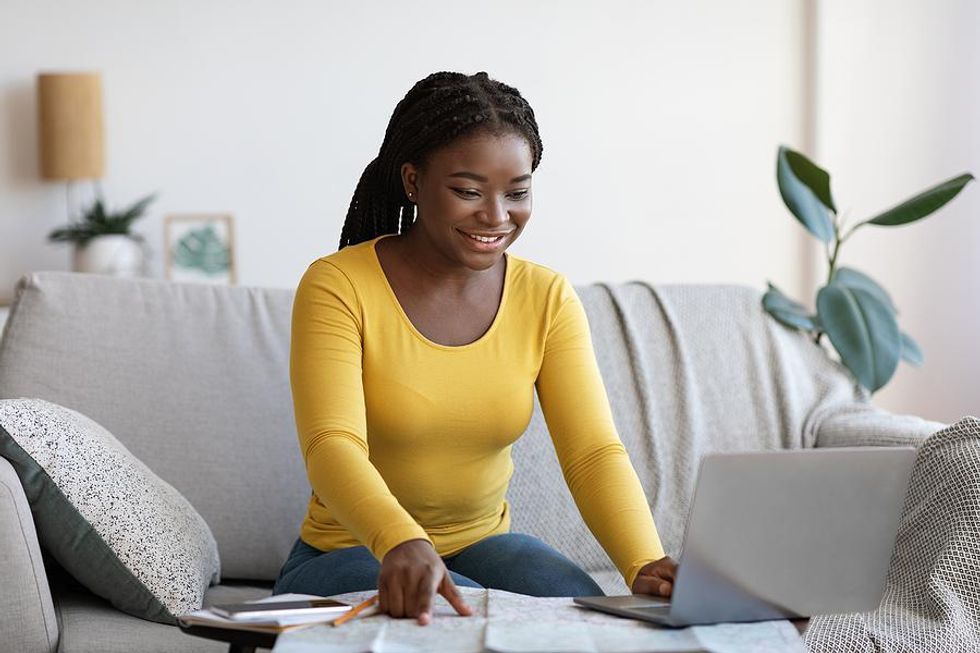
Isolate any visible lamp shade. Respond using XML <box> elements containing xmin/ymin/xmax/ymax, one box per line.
<box><xmin>37</xmin><ymin>72</ymin><xmax>105</xmax><ymax>180</ymax></box>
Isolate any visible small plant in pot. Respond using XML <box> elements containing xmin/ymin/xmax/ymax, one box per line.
<box><xmin>48</xmin><ymin>193</ymin><xmax>157</xmax><ymax>277</ymax></box>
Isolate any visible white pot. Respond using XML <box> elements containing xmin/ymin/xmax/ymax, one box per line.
<box><xmin>73</xmin><ymin>235</ymin><xmax>144</xmax><ymax>277</ymax></box>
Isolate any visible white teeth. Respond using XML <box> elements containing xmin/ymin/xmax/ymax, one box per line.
<box><xmin>464</xmin><ymin>232</ymin><xmax>503</xmax><ymax>243</ymax></box>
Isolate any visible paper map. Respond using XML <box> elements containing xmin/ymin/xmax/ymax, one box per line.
<box><xmin>272</xmin><ymin>587</ymin><xmax>807</xmax><ymax>653</ymax></box>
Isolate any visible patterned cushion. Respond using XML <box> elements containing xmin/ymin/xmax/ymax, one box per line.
<box><xmin>0</xmin><ymin>398</ymin><xmax>220</xmax><ymax>624</ymax></box>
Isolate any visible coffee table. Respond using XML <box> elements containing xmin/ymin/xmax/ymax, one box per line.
<box><xmin>178</xmin><ymin>622</ymin><xmax>276</xmax><ymax>653</ymax></box>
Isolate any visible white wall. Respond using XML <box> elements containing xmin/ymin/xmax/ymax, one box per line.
<box><xmin>815</xmin><ymin>0</ymin><xmax>980</xmax><ymax>423</ymax></box>
<box><xmin>0</xmin><ymin>0</ymin><xmax>808</xmax><ymax>301</ymax></box>
<box><xmin>4</xmin><ymin>1</ymin><xmax>973</xmax><ymax>422</ymax></box>
<box><xmin>3</xmin><ymin>2</ymin><xmax>976</xmax><ymax>423</ymax></box>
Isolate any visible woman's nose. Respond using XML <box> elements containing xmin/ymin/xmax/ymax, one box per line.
<box><xmin>479</xmin><ymin>197</ymin><xmax>508</xmax><ymax>226</ymax></box>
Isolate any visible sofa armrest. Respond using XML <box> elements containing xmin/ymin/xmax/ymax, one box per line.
<box><xmin>0</xmin><ymin>456</ymin><xmax>58</xmax><ymax>653</ymax></box>
<box><xmin>815</xmin><ymin>403</ymin><xmax>946</xmax><ymax>449</ymax></box>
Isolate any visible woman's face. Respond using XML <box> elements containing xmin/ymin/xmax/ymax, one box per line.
<box><xmin>400</xmin><ymin>130</ymin><xmax>533</xmax><ymax>271</ymax></box>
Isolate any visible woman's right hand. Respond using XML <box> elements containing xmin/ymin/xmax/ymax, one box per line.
<box><xmin>378</xmin><ymin>538</ymin><xmax>473</xmax><ymax>625</ymax></box>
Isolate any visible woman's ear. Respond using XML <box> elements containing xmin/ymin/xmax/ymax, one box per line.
<box><xmin>401</xmin><ymin>162</ymin><xmax>420</xmax><ymax>200</ymax></box>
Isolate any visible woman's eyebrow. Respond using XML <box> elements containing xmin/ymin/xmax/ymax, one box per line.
<box><xmin>447</xmin><ymin>171</ymin><xmax>532</xmax><ymax>183</ymax></box>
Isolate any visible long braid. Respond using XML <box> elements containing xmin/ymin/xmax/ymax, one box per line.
<box><xmin>339</xmin><ymin>71</ymin><xmax>544</xmax><ymax>250</ymax></box>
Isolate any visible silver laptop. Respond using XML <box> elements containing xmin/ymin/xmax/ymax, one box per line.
<box><xmin>575</xmin><ymin>447</ymin><xmax>915</xmax><ymax>627</ymax></box>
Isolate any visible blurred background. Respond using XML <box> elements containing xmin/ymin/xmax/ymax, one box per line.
<box><xmin>0</xmin><ymin>0</ymin><xmax>976</xmax><ymax>423</ymax></box>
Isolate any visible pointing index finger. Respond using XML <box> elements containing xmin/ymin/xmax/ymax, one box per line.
<box><xmin>440</xmin><ymin>575</ymin><xmax>473</xmax><ymax>617</ymax></box>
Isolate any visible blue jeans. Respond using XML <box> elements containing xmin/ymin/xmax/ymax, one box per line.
<box><xmin>273</xmin><ymin>533</ymin><xmax>604</xmax><ymax>598</ymax></box>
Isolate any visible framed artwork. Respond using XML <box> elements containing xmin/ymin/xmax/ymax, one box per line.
<box><xmin>164</xmin><ymin>214</ymin><xmax>237</xmax><ymax>285</ymax></box>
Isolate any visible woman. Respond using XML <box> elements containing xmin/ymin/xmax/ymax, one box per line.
<box><xmin>274</xmin><ymin>71</ymin><xmax>677</xmax><ymax>625</ymax></box>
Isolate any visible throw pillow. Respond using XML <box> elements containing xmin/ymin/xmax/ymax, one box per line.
<box><xmin>0</xmin><ymin>398</ymin><xmax>220</xmax><ymax>624</ymax></box>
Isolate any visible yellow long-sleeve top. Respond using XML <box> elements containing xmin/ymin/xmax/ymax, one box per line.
<box><xmin>290</xmin><ymin>234</ymin><xmax>666</xmax><ymax>588</ymax></box>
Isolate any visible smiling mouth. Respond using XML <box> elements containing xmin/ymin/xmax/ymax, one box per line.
<box><xmin>457</xmin><ymin>229</ymin><xmax>513</xmax><ymax>243</ymax></box>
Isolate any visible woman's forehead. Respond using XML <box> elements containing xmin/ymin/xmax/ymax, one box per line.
<box><xmin>430</xmin><ymin>132</ymin><xmax>533</xmax><ymax>177</ymax></box>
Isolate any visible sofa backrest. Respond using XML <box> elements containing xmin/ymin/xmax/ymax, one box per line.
<box><xmin>0</xmin><ymin>272</ymin><xmax>301</xmax><ymax>581</ymax></box>
<box><xmin>0</xmin><ymin>272</ymin><xmax>861</xmax><ymax>583</ymax></box>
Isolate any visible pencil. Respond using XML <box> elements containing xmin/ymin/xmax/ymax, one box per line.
<box><xmin>332</xmin><ymin>595</ymin><xmax>380</xmax><ymax>627</ymax></box>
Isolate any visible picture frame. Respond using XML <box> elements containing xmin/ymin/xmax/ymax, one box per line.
<box><xmin>164</xmin><ymin>214</ymin><xmax>237</xmax><ymax>285</ymax></box>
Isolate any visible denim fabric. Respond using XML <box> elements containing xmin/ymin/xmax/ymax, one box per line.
<box><xmin>273</xmin><ymin>532</ymin><xmax>604</xmax><ymax>598</ymax></box>
<box><xmin>443</xmin><ymin>532</ymin><xmax>604</xmax><ymax>597</ymax></box>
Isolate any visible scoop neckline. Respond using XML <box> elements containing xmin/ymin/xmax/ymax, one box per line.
<box><xmin>371</xmin><ymin>233</ymin><xmax>511</xmax><ymax>351</ymax></box>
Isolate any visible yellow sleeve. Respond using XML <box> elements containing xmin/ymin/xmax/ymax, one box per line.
<box><xmin>534</xmin><ymin>275</ymin><xmax>666</xmax><ymax>590</ymax></box>
<box><xmin>290</xmin><ymin>259</ymin><xmax>431</xmax><ymax>560</ymax></box>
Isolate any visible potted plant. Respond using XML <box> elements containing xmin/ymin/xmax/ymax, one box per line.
<box><xmin>48</xmin><ymin>193</ymin><xmax>157</xmax><ymax>277</ymax></box>
<box><xmin>764</xmin><ymin>146</ymin><xmax>973</xmax><ymax>393</ymax></box>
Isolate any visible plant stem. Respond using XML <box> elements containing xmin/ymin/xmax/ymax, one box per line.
<box><xmin>826</xmin><ymin>221</ymin><xmax>842</xmax><ymax>287</ymax></box>
<box><xmin>813</xmin><ymin>213</ymin><xmax>845</xmax><ymax>347</ymax></box>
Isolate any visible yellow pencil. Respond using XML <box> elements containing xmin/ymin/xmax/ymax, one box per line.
<box><xmin>333</xmin><ymin>595</ymin><xmax>380</xmax><ymax>627</ymax></box>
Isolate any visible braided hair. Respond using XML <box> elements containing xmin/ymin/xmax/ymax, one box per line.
<box><xmin>339</xmin><ymin>71</ymin><xmax>544</xmax><ymax>250</ymax></box>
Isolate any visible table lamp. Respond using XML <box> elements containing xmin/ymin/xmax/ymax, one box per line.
<box><xmin>37</xmin><ymin>72</ymin><xmax>105</xmax><ymax>218</ymax></box>
<box><xmin>37</xmin><ymin>72</ymin><xmax>104</xmax><ymax>180</ymax></box>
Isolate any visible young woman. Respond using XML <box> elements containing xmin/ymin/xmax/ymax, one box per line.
<box><xmin>274</xmin><ymin>71</ymin><xmax>677</xmax><ymax>625</ymax></box>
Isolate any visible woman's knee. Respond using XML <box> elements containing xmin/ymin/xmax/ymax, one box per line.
<box><xmin>448</xmin><ymin>571</ymin><xmax>484</xmax><ymax>589</ymax></box>
<box><xmin>446</xmin><ymin>533</ymin><xmax>603</xmax><ymax>597</ymax></box>
<box><xmin>274</xmin><ymin>544</ymin><xmax>381</xmax><ymax>596</ymax></box>
<box><xmin>275</xmin><ymin>538</ymin><xmax>325</xmax><ymax>583</ymax></box>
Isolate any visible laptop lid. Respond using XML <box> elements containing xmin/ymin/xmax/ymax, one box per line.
<box><xmin>667</xmin><ymin>446</ymin><xmax>915</xmax><ymax>625</ymax></box>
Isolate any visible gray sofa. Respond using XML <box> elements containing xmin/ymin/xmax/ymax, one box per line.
<box><xmin>0</xmin><ymin>271</ymin><xmax>944</xmax><ymax>653</ymax></box>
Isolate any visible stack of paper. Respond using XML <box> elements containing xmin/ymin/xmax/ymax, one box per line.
<box><xmin>179</xmin><ymin>593</ymin><xmax>348</xmax><ymax>634</ymax></box>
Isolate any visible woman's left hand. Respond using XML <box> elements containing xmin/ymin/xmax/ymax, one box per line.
<box><xmin>631</xmin><ymin>555</ymin><xmax>678</xmax><ymax>597</ymax></box>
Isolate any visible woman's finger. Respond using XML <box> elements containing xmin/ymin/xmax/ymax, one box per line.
<box><xmin>378</xmin><ymin>577</ymin><xmax>388</xmax><ymax>614</ymax></box>
<box><xmin>439</xmin><ymin>573</ymin><xmax>473</xmax><ymax>617</ymax></box>
<box><xmin>387</xmin><ymin>573</ymin><xmax>406</xmax><ymax>618</ymax></box>
<box><xmin>414</xmin><ymin>570</ymin><xmax>437</xmax><ymax>625</ymax></box>
<box><xmin>633</xmin><ymin>574</ymin><xmax>673</xmax><ymax>598</ymax></box>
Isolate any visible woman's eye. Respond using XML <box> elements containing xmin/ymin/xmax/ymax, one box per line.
<box><xmin>452</xmin><ymin>188</ymin><xmax>529</xmax><ymax>200</ymax></box>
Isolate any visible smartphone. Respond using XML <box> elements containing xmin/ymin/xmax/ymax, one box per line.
<box><xmin>211</xmin><ymin>599</ymin><xmax>351</xmax><ymax>621</ymax></box>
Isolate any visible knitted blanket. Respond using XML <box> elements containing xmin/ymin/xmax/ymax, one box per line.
<box><xmin>805</xmin><ymin>417</ymin><xmax>980</xmax><ymax>652</ymax></box>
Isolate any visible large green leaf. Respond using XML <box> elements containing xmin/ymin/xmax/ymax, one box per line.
<box><xmin>817</xmin><ymin>284</ymin><xmax>901</xmax><ymax>392</ymax></box>
<box><xmin>762</xmin><ymin>282</ymin><xmax>818</xmax><ymax>331</ymax></box>
<box><xmin>777</xmin><ymin>146</ymin><xmax>835</xmax><ymax>243</ymax></box>
<box><xmin>867</xmin><ymin>173</ymin><xmax>974</xmax><ymax>227</ymax></box>
<box><xmin>833</xmin><ymin>267</ymin><xmax>897</xmax><ymax>314</ymax></box>
<box><xmin>784</xmin><ymin>148</ymin><xmax>837</xmax><ymax>212</ymax></box>
<box><xmin>900</xmin><ymin>331</ymin><xmax>924</xmax><ymax>367</ymax></box>
<box><xmin>776</xmin><ymin>146</ymin><xmax>834</xmax><ymax>243</ymax></box>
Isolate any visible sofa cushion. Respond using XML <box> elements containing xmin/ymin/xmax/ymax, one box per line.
<box><xmin>50</xmin><ymin>579</ymin><xmax>272</xmax><ymax>653</ymax></box>
<box><xmin>0</xmin><ymin>398</ymin><xmax>220</xmax><ymax>625</ymax></box>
